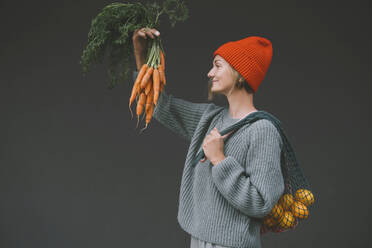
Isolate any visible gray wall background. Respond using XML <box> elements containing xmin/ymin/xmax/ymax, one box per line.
<box><xmin>1</xmin><ymin>0</ymin><xmax>371</xmax><ymax>247</ymax></box>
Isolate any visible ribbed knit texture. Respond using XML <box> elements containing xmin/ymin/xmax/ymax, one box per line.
<box><xmin>151</xmin><ymin>89</ymin><xmax>285</xmax><ymax>248</ymax></box>
<box><xmin>213</xmin><ymin>36</ymin><xmax>273</xmax><ymax>93</ymax></box>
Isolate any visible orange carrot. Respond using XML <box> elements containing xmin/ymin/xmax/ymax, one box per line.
<box><xmin>136</xmin><ymin>92</ymin><xmax>146</xmax><ymax>128</ymax></box>
<box><xmin>129</xmin><ymin>64</ymin><xmax>148</xmax><ymax>118</ymax></box>
<box><xmin>159</xmin><ymin>68</ymin><xmax>166</xmax><ymax>86</ymax></box>
<box><xmin>140</xmin><ymin>104</ymin><xmax>154</xmax><ymax>134</ymax></box>
<box><xmin>158</xmin><ymin>55</ymin><xmax>165</xmax><ymax>86</ymax></box>
<box><xmin>159</xmin><ymin>51</ymin><xmax>166</xmax><ymax>86</ymax></box>
<box><xmin>160</xmin><ymin>50</ymin><xmax>165</xmax><ymax>71</ymax></box>
<box><xmin>129</xmin><ymin>83</ymin><xmax>140</xmax><ymax>119</ymax></box>
<box><xmin>145</xmin><ymin>77</ymin><xmax>153</xmax><ymax>95</ymax></box>
<box><xmin>145</xmin><ymin>104</ymin><xmax>154</xmax><ymax>126</ymax></box>
<box><xmin>131</xmin><ymin>64</ymin><xmax>147</xmax><ymax>98</ymax></box>
<box><xmin>159</xmin><ymin>68</ymin><xmax>164</xmax><ymax>92</ymax></box>
<box><xmin>140</xmin><ymin>66</ymin><xmax>154</xmax><ymax>90</ymax></box>
<box><xmin>140</xmin><ymin>89</ymin><xmax>155</xmax><ymax>133</ymax></box>
<box><xmin>163</xmin><ymin>73</ymin><xmax>167</xmax><ymax>86</ymax></box>
<box><xmin>137</xmin><ymin>63</ymin><xmax>148</xmax><ymax>82</ymax></box>
<box><xmin>153</xmin><ymin>68</ymin><xmax>160</xmax><ymax>105</ymax></box>
<box><xmin>146</xmin><ymin>88</ymin><xmax>154</xmax><ymax>111</ymax></box>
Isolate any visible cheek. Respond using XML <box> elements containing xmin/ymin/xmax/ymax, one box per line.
<box><xmin>220</xmin><ymin>68</ymin><xmax>231</xmax><ymax>80</ymax></box>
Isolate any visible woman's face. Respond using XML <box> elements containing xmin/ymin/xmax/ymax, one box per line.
<box><xmin>207</xmin><ymin>55</ymin><xmax>237</xmax><ymax>96</ymax></box>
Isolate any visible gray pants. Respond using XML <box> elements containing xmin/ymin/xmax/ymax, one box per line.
<box><xmin>190</xmin><ymin>235</ymin><xmax>230</xmax><ymax>248</ymax></box>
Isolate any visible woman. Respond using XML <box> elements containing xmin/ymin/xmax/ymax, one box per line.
<box><xmin>132</xmin><ymin>27</ymin><xmax>285</xmax><ymax>248</ymax></box>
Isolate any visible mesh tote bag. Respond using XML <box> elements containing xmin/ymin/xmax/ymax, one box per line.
<box><xmin>192</xmin><ymin>110</ymin><xmax>314</xmax><ymax>234</ymax></box>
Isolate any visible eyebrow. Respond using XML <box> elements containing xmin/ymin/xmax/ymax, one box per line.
<box><xmin>213</xmin><ymin>59</ymin><xmax>222</xmax><ymax>64</ymax></box>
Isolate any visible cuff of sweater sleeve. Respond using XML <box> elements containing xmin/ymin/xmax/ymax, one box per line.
<box><xmin>211</xmin><ymin>156</ymin><xmax>245</xmax><ymax>183</ymax></box>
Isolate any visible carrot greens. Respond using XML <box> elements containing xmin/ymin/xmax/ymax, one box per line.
<box><xmin>80</xmin><ymin>0</ymin><xmax>188</xmax><ymax>89</ymax></box>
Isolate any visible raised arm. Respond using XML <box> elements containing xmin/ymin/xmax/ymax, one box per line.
<box><xmin>211</xmin><ymin>119</ymin><xmax>285</xmax><ymax>218</ymax></box>
<box><xmin>154</xmin><ymin>89</ymin><xmax>215</xmax><ymax>141</ymax></box>
<box><xmin>132</xmin><ymin>27</ymin><xmax>216</xmax><ymax>141</ymax></box>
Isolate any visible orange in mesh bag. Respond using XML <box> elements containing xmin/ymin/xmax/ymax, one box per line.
<box><xmin>257</xmin><ymin>115</ymin><xmax>315</xmax><ymax>234</ymax></box>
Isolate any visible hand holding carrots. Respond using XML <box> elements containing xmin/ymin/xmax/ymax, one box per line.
<box><xmin>133</xmin><ymin>27</ymin><xmax>161</xmax><ymax>70</ymax></box>
<box><xmin>130</xmin><ymin>27</ymin><xmax>167</xmax><ymax>133</ymax></box>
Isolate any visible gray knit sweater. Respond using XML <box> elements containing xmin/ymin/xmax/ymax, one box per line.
<box><xmin>133</xmin><ymin>71</ymin><xmax>284</xmax><ymax>248</ymax></box>
<box><xmin>149</xmin><ymin>88</ymin><xmax>285</xmax><ymax>248</ymax></box>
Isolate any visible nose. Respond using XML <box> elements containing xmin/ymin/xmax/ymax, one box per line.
<box><xmin>207</xmin><ymin>68</ymin><xmax>214</xmax><ymax>79</ymax></box>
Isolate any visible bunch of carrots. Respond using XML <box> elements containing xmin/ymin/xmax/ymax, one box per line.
<box><xmin>129</xmin><ymin>37</ymin><xmax>167</xmax><ymax>132</ymax></box>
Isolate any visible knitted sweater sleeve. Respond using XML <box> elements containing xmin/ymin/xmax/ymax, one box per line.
<box><xmin>152</xmin><ymin>89</ymin><xmax>213</xmax><ymax>141</ymax></box>
<box><xmin>211</xmin><ymin>120</ymin><xmax>285</xmax><ymax>219</ymax></box>
<box><xmin>132</xmin><ymin>70</ymin><xmax>212</xmax><ymax>141</ymax></box>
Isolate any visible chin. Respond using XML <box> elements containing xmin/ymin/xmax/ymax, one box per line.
<box><xmin>211</xmin><ymin>87</ymin><xmax>223</xmax><ymax>94</ymax></box>
<box><xmin>211</xmin><ymin>84</ymin><xmax>220</xmax><ymax>92</ymax></box>
<box><xmin>210</xmin><ymin>88</ymin><xmax>219</xmax><ymax>94</ymax></box>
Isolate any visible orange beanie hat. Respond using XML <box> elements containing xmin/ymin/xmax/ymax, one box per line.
<box><xmin>213</xmin><ymin>36</ymin><xmax>273</xmax><ymax>93</ymax></box>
